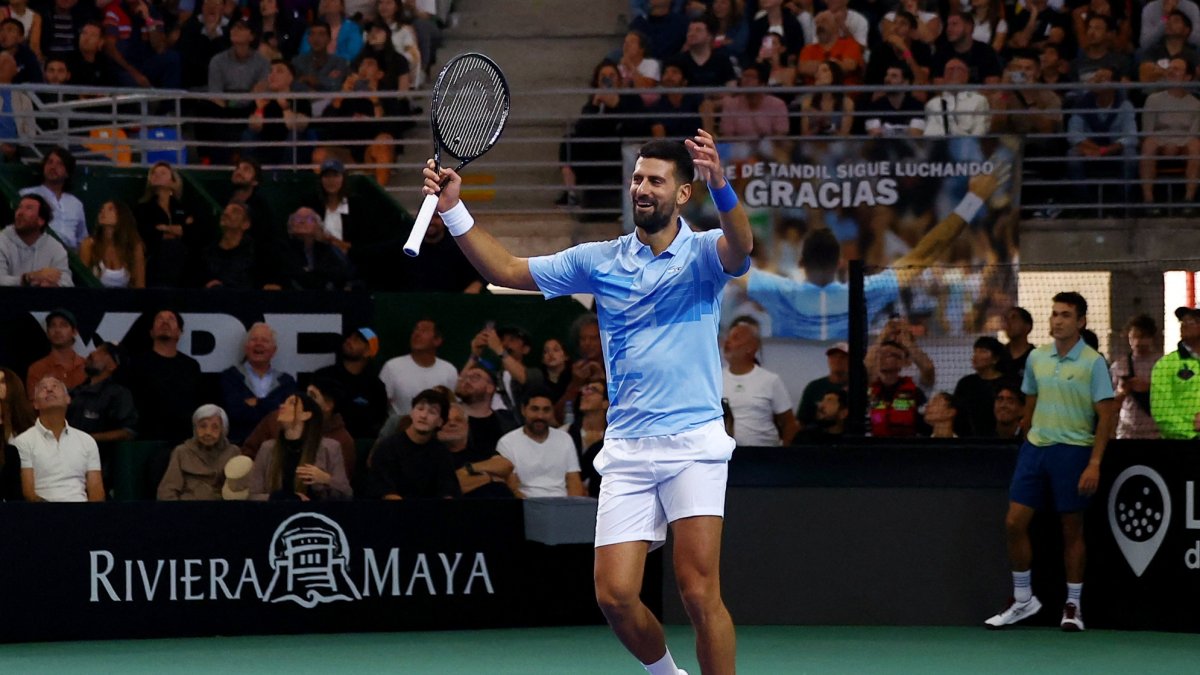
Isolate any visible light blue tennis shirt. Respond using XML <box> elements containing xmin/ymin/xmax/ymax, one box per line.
<box><xmin>746</xmin><ymin>268</ymin><xmax>900</xmax><ymax>340</ymax></box>
<box><xmin>529</xmin><ymin>219</ymin><xmax>749</xmax><ymax>439</ymax></box>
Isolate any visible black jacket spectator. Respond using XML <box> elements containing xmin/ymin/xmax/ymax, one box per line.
<box><xmin>368</xmin><ymin>432</ymin><xmax>461</xmax><ymax>499</ymax></box>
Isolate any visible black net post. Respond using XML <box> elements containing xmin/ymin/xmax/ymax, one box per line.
<box><xmin>847</xmin><ymin>259</ymin><xmax>868</xmax><ymax>436</ymax></box>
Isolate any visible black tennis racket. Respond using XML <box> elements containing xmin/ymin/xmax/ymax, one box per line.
<box><xmin>404</xmin><ymin>52</ymin><xmax>511</xmax><ymax>256</ymax></box>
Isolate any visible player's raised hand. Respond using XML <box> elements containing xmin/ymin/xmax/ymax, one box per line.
<box><xmin>423</xmin><ymin>159</ymin><xmax>462</xmax><ymax>212</ymax></box>
<box><xmin>685</xmin><ymin>129</ymin><xmax>726</xmax><ymax>187</ymax></box>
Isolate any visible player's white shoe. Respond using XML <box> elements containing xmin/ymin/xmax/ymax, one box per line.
<box><xmin>984</xmin><ymin>595</ymin><xmax>1042</xmax><ymax>629</ymax></box>
<box><xmin>1060</xmin><ymin>602</ymin><xmax>1084</xmax><ymax>632</ymax></box>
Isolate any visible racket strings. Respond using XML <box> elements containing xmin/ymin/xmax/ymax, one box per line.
<box><xmin>432</xmin><ymin>57</ymin><xmax>509</xmax><ymax>160</ymax></box>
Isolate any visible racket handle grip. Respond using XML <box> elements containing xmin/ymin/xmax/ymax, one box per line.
<box><xmin>404</xmin><ymin>193</ymin><xmax>440</xmax><ymax>257</ymax></box>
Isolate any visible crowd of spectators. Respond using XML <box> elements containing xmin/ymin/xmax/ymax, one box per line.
<box><xmin>6</xmin><ymin>288</ymin><xmax>1200</xmax><ymax>503</ymax></box>
<box><xmin>0</xmin><ymin>310</ymin><xmax>605</xmax><ymax>503</ymax></box>
<box><xmin>558</xmin><ymin>0</ymin><xmax>1200</xmax><ymax>215</ymax></box>
<box><xmin>0</xmin><ymin>0</ymin><xmax>451</xmax><ymax>167</ymax></box>
<box><xmin>0</xmin><ymin>145</ymin><xmax>483</xmax><ymax>291</ymax></box>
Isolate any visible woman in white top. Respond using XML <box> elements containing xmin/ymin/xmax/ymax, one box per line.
<box><xmin>374</xmin><ymin>0</ymin><xmax>422</xmax><ymax>87</ymax></box>
<box><xmin>80</xmin><ymin>200</ymin><xmax>146</xmax><ymax>289</ymax></box>
<box><xmin>970</xmin><ymin>0</ymin><xmax>1009</xmax><ymax>52</ymax></box>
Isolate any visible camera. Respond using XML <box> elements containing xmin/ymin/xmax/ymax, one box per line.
<box><xmin>1009</xmin><ymin>71</ymin><xmax>1026</xmax><ymax>84</ymax></box>
<box><xmin>599</xmin><ymin>76</ymin><xmax>616</xmax><ymax>88</ymax></box>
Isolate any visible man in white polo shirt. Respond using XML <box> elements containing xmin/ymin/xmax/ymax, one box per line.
<box><xmin>497</xmin><ymin>388</ymin><xmax>585</xmax><ymax>498</ymax></box>
<box><xmin>15</xmin><ymin>375</ymin><xmax>104</xmax><ymax>502</ymax></box>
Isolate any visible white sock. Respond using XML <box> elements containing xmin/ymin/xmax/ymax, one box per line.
<box><xmin>1013</xmin><ymin>570</ymin><xmax>1032</xmax><ymax>603</ymax></box>
<box><xmin>644</xmin><ymin>648</ymin><xmax>679</xmax><ymax>675</ymax></box>
<box><xmin>1067</xmin><ymin>582</ymin><xmax>1082</xmax><ymax>610</ymax></box>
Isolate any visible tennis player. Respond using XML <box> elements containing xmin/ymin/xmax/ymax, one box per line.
<box><xmin>423</xmin><ymin>129</ymin><xmax>750</xmax><ymax>675</ymax></box>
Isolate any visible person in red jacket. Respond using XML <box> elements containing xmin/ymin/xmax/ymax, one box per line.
<box><xmin>868</xmin><ymin>340</ymin><xmax>927</xmax><ymax>437</ymax></box>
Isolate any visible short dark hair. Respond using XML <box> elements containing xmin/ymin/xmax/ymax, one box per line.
<box><xmin>1052</xmin><ymin>291</ymin><xmax>1088</xmax><ymax>318</ymax></box>
<box><xmin>893</xmin><ymin>10</ymin><xmax>917</xmax><ymax>30</ymax></box>
<box><xmin>1</xmin><ymin>18</ymin><xmax>24</xmax><ymax>35</ymax></box>
<box><xmin>44</xmin><ymin>55</ymin><xmax>70</xmax><ymax>70</ymax></box>
<box><xmin>415</xmin><ymin>316</ymin><xmax>442</xmax><ymax>339</ymax></box>
<box><xmin>156</xmin><ymin>308</ymin><xmax>184</xmax><ymax>331</ymax></box>
<box><xmin>520</xmin><ymin>386</ymin><xmax>556</xmax><ymax>409</ymax></box>
<box><xmin>1086</xmin><ymin>13</ymin><xmax>1115</xmax><ymax>32</ymax></box>
<box><xmin>411</xmin><ymin>388</ymin><xmax>449</xmax><ymax>421</ymax></box>
<box><xmin>995</xmin><ymin>381</ymin><xmax>1026</xmax><ymax>405</ymax></box>
<box><xmin>270</xmin><ymin>59</ymin><xmax>296</xmax><ymax>77</ymax></box>
<box><xmin>1125</xmin><ymin>313</ymin><xmax>1157</xmax><ymax>337</ymax></box>
<box><xmin>952</xmin><ymin>10</ymin><xmax>975</xmax><ymax>26</ymax></box>
<box><xmin>800</xmin><ymin>228</ymin><xmax>840</xmax><ymax>270</ymax></box>
<box><xmin>637</xmin><ymin>139</ymin><xmax>695</xmax><ymax>187</ymax></box>
<box><xmin>310</xmin><ymin>19</ymin><xmax>332</xmax><ymax>35</ymax></box>
<box><xmin>236</xmin><ymin>156</ymin><xmax>262</xmax><ymax>182</ymax></box>
<box><xmin>974</xmin><ymin>336</ymin><xmax>1007</xmax><ymax>363</ymax></box>
<box><xmin>931</xmin><ymin>391</ymin><xmax>957</xmax><ymax>409</ymax></box>
<box><xmin>1171</xmin><ymin>9</ymin><xmax>1195</xmax><ymax>31</ymax></box>
<box><xmin>626</xmin><ymin>29</ymin><xmax>650</xmax><ymax>52</ymax></box>
<box><xmin>20</xmin><ymin>193</ymin><xmax>52</xmax><ymax>227</ymax></box>
<box><xmin>887</xmin><ymin>64</ymin><xmax>914</xmax><ymax>82</ymax></box>
<box><xmin>1009</xmin><ymin>306</ymin><xmax>1033</xmax><ymax>326</ymax></box>
<box><xmin>690</xmin><ymin>14</ymin><xmax>718</xmax><ymax>36</ymax></box>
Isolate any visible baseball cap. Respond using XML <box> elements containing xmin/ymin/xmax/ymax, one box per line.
<box><xmin>1175</xmin><ymin>306</ymin><xmax>1200</xmax><ymax>321</ymax></box>
<box><xmin>350</xmin><ymin>327</ymin><xmax>379</xmax><ymax>357</ymax></box>
<box><xmin>320</xmin><ymin>158</ymin><xmax>345</xmax><ymax>175</ymax></box>
<box><xmin>825</xmin><ymin>341</ymin><xmax>849</xmax><ymax>355</ymax></box>
<box><xmin>46</xmin><ymin>308</ymin><xmax>77</xmax><ymax>329</ymax></box>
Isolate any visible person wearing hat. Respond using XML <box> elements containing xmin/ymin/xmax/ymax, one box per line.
<box><xmin>0</xmin><ymin>193</ymin><xmax>72</xmax><ymax>288</ymax></box>
<box><xmin>157</xmin><ymin>404</ymin><xmax>242</xmax><ymax>500</ymax></box>
<box><xmin>952</xmin><ymin>335</ymin><xmax>1009</xmax><ymax>436</ymax></box>
<box><xmin>1150</xmin><ymin>306</ymin><xmax>1200</xmax><ymax>439</ymax></box>
<box><xmin>796</xmin><ymin>340</ymin><xmax>850</xmax><ymax>433</ymax></box>
<box><xmin>313</xmin><ymin>327</ymin><xmax>388</xmax><ymax>439</ymax></box>
<box><xmin>26</xmin><ymin>308</ymin><xmax>85</xmax><ymax>390</ymax></box>
<box><xmin>463</xmin><ymin>323</ymin><xmax>544</xmax><ymax>424</ymax></box>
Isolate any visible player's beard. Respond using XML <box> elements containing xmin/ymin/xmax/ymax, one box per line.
<box><xmin>633</xmin><ymin>199</ymin><xmax>675</xmax><ymax>235</ymax></box>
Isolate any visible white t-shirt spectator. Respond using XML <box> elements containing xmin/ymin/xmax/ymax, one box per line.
<box><xmin>378</xmin><ymin>354</ymin><xmax>460</xmax><ymax>417</ymax></box>
<box><xmin>14</xmin><ymin>420</ymin><xmax>100</xmax><ymax>502</ymax></box>
<box><xmin>497</xmin><ymin>427</ymin><xmax>581</xmax><ymax>498</ymax></box>
<box><xmin>722</xmin><ymin>365</ymin><xmax>793</xmax><ymax>446</ymax></box>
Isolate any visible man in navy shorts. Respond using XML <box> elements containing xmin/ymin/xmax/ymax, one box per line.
<box><xmin>985</xmin><ymin>291</ymin><xmax>1115</xmax><ymax>632</ymax></box>
<box><xmin>423</xmin><ymin>129</ymin><xmax>751</xmax><ymax>674</ymax></box>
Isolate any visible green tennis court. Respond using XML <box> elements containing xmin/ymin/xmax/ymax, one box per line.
<box><xmin>2</xmin><ymin>625</ymin><xmax>1197</xmax><ymax>674</ymax></box>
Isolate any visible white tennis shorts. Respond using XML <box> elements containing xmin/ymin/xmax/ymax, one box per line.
<box><xmin>593</xmin><ymin>420</ymin><xmax>732</xmax><ymax>550</ymax></box>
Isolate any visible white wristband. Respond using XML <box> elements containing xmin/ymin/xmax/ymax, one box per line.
<box><xmin>439</xmin><ymin>200</ymin><xmax>475</xmax><ymax>237</ymax></box>
<box><xmin>954</xmin><ymin>192</ymin><xmax>984</xmax><ymax>223</ymax></box>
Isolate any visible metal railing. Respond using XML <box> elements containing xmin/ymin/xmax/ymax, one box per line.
<box><xmin>4</xmin><ymin>80</ymin><xmax>1197</xmax><ymax>217</ymax></box>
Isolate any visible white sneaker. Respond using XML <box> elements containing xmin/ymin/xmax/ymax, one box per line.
<box><xmin>1060</xmin><ymin>602</ymin><xmax>1084</xmax><ymax>632</ymax></box>
<box><xmin>984</xmin><ymin>595</ymin><xmax>1042</xmax><ymax>629</ymax></box>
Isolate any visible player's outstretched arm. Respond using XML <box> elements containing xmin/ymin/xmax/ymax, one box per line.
<box><xmin>423</xmin><ymin>160</ymin><xmax>538</xmax><ymax>291</ymax></box>
<box><xmin>686</xmin><ymin>129</ymin><xmax>752</xmax><ymax>274</ymax></box>
<box><xmin>891</xmin><ymin>171</ymin><xmax>1003</xmax><ymax>285</ymax></box>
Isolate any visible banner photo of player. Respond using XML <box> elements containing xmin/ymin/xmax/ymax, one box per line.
<box><xmin>623</xmin><ymin>136</ymin><xmax>1022</xmax><ymax>342</ymax></box>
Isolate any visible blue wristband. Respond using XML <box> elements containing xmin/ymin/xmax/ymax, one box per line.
<box><xmin>709</xmin><ymin>181</ymin><xmax>738</xmax><ymax>213</ymax></box>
